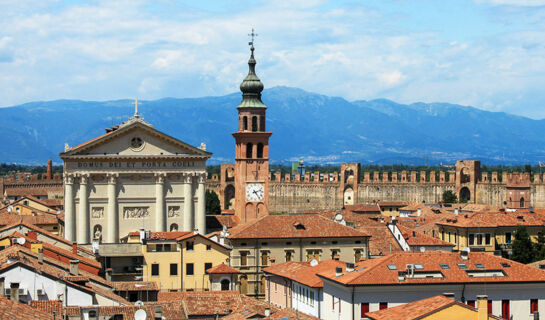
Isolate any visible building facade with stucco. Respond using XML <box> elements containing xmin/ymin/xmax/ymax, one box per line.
<box><xmin>59</xmin><ymin>111</ymin><xmax>211</xmax><ymax>244</ymax></box>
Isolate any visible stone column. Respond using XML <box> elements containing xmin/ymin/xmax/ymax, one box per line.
<box><xmin>64</xmin><ymin>174</ymin><xmax>75</xmax><ymax>242</ymax></box>
<box><xmin>106</xmin><ymin>174</ymin><xmax>118</xmax><ymax>243</ymax></box>
<box><xmin>196</xmin><ymin>173</ymin><xmax>206</xmax><ymax>234</ymax></box>
<box><xmin>77</xmin><ymin>174</ymin><xmax>89</xmax><ymax>244</ymax></box>
<box><xmin>155</xmin><ymin>173</ymin><xmax>166</xmax><ymax>232</ymax></box>
<box><xmin>183</xmin><ymin>173</ymin><xmax>194</xmax><ymax>231</ymax></box>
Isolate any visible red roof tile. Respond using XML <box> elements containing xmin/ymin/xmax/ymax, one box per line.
<box><xmin>437</xmin><ymin>211</ymin><xmax>545</xmax><ymax>228</ymax></box>
<box><xmin>264</xmin><ymin>259</ymin><xmax>346</xmax><ymax>288</ymax></box>
<box><xmin>0</xmin><ymin>296</ymin><xmax>60</xmax><ymax>320</ymax></box>
<box><xmin>206</xmin><ymin>263</ymin><xmax>240</xmax><ymax>274</ymax></box>
<box><xmin>396</xmin><ymin>225</ymin><xmax>454</xmax><ymax>247</ymax></box>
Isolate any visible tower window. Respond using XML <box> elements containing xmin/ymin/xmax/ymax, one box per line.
<box><xmin>252</xmin><ymin>116</ymin><xmax>258</xmax><ymax>132</ymax></box>
<box><xmin>257</xmin><ymin>143</ymin><xmax>264</xmax><ymax>158</ymax></box>
<box><xmin>243</xmin><ymin>116</ymin><xmax>248</xmax><ymax>131</ymax></box>
<box><xmin>260</xmin><ymin>116</ymin><xmax>265</xmax><ymax>131</ymax></box>
<box><xmin>246</xmin><ymin>143</ymin><xmax>253</xmax><ymax>158</ymax></box>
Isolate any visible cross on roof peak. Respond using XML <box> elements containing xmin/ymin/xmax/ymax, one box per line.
<box><xmin>248</xmin><ymin>28</ymin><xmax>257</xmax><ymax>48</ymax></box>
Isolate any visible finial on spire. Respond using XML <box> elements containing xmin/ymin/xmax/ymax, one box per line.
<box><xmin>132</xmin><ymin>98</ymin><xmax>142</xmax><ymax>118</ymax></box>
<box><xmin>248</xmin><ymin>28</ymin><xmax>257</xmax><ymax>50</ymax></box>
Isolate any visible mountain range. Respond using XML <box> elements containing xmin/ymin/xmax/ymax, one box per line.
<box><xmin>0</xmin><ymin>86</ymin><xmax>543</xmax><ymax>165</ymax></box>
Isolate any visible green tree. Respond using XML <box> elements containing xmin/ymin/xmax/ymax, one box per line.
<box><xmin>534</xmin><ymin>232</ymin><xmax>545</xmax><ymax>261</ymax></box>
<box><xmin>442</xmin><ymin>190</ymin><xmax>457</xmax><ymax>204</ymax></box>
<box><xmin>524</xmin><ymin>164</ymin><xmax>532</xmax><ymax>174</ymax></box>
<box><xmin>511</xmin><ymin>226</ymin><xmax>535</xmax><ymax>264</ymax></box>
<box><xmin>205</xmin><ymin>189</ymin><xmax>221</xmax><ymax>215</ymax></box>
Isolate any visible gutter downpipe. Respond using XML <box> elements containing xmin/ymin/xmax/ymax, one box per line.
<box><xmin>352</xmin><ymin>286</ymin><xmax>355</xmax><ymax>320</ymax></box>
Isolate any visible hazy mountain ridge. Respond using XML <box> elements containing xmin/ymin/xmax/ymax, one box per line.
<box><xmin>0</xmin><ymin>86</ymin><xmax>543</xmax><ymax>165</ymax></box>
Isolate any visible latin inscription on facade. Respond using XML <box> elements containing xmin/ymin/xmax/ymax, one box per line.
<box><xmin>123</xmin><ymin>207</ymin><xmax>150</xmax><ymax>219</ymax></box>
<box><xmin>73</xmin><ymin>161</ymin><xmax>197</xmax><ymax>169</ymax></box>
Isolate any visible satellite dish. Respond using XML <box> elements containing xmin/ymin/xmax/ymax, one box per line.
<box><xmin>134</xmin><ymin>300</ymin><xmax>144</xmax><ymax>306</ymax></box>
<box><xmin>16</xmin><ymin>237</ymin><xmax>26</xmax><ymax>245</ymax></box>
<box><xmin>420</xmin><ymin>246</ymin><xmax>426</xmax><ymax>253</ymax></box>
<box><xmin>7</xmin><ymin>206</ymin><xmax>13</xmax><ymax>213</ymax></box>
<box><xmin>309</xmin><ymin>259</ymin><xmax>318</xmax><ymax>267</ymax></box>
<box><xmin>134</xmin><ymin>309</ymin><xmax>147</xmax><ymax>320</ymax></box>
<box><xmin>334</xmin><ymin>212</ymin><xmax>343</xmax><ymax>222</ymax></box>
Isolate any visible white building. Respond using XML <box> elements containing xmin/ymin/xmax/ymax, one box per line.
<box><xmin>60</xmin><ymin>109</ymin><xmax>211</xmax><ymax>244</ymax></box>
<box><xmin>317</xmin><ymin>251</ymin><xmax>545</xmax><ymax>320</ymax></box>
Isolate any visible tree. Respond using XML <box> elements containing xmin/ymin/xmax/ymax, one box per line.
<box><xmin>442</xmin><ymin>190</ymin><xmax>457</xmax><ymax>204</ymax></box>
<box><xmin>205</xmin><ymin>189</ymin><xmax>221</xmax><ymax>215</ymax></box>
<box><xmin>534</xmin><ymin>232</ymin><xmax>545</xmax><ymax>261</ymax></box>
<box><xmin>511</xmin><ymin>226</ymin><xmax>535</xmax><ymax>264</ymax></box>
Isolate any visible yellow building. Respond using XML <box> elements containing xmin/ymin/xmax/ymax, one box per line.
<box><xmin>127</xmin><ymin>231</ymin><xmax>231</xmax><ymax>291</ymax></box>
<box><xmin>365</xmin><ymin>295</ymin><xmax>500</xmax><ymax>320</ymax></box>
<box><xmin>436</xmin><ymin>210</ymin><xmax>545</xmax><ymax>254</ymax></box>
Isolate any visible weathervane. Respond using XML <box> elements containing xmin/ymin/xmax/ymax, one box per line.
<box><xmin>132</xmin><ymin>98</ymin><xmax>142</xmax><ymax>118</ymax></box>
<box><xmin>248</xmin><ymin>28</ymin><xmax>257</xmax><ymax>47</ymax></box>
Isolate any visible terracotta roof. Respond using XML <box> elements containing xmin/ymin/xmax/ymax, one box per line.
<box><xmin>206</xmin><ymin>263</ymin><xmax>240</xmax><ymax>274</ymax></box>
<box><xmin>377</xmin><ymin>201</ymin><xmax>409</xmax><ymax>207</ymax></box>
<box><xmin>228</xmin><ymin>213</ymin><xmax>370</xmax><ymax>239</ymax></box>
<box><xmin>317</xmin><ymin>251</ymin><xmax>545</xmax><ymax>286</ymax></box>
<box><xmin>264</xmin><ymin>259</ymin><xmax>346</xmax><ymax>288</ymax></box>
<box><xmin>112</xmin><ymin>281</ymin><xmax>159</xmax><ymax>291</ymax></box>
<box><xmin>365</xmin><ymin>295</ymin><xmax>502</xmax><ymax>320</ymax></box>
<box><xmin>71</xmin><ymin>130</ymin><xmax>114</xmax><ymax>150</ymax></box>
<box><xmin>345</xmin><ymin>204</ymin><xmax>381</xmax><ymax>213</ymax></box>
<box><xmin>0</xmin><ymin>296</ymin><xmax>60</xmax><ymax>320</ymax></box>
<box><xmin>437</xmin><ymin>211</ymin><xmax>545</xmax><ymax>228</ymax></box>
<box><xmin>214</xmin><ymin>215</ymin><xmax>240</xmax><ymax>228</ymax></box>
<box><xmin>396</xmin><ymin>225</ymin><xmax>454</xmax><ymax>247</ymax></box>
<box><xmin>0</xmin><ymin>212</ymin><xmax>59</xmax><ymax>227</ymax></box>
<box><xmin>11</xmin><ymin>195</ymin><xmax>59</xmax><ymax>210</ymax></box>
<box><xmin>30</xmin><ymin>301</ymin><xmax>159</xmax><ymax>320</ymax></box>
<box><xmin>527</xmin><ymin>259</ymin><xmax>545</xmax><ymax>269</ymax></box>
<box><xmin>41</xmin><ymin>242</ymin><xmax>101</xmax><ymax>269</ymax></box>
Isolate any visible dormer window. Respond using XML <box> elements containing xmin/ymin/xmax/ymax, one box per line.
<box><xmin>294</xmin><ymin>222</ymin><xmax>305</xmax><ymax>230</ymax></box>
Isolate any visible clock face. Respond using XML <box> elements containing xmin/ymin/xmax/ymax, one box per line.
<box><xmin>246</xmin><ymin>183</ymin><xmax>265</xmax><ymax>201</ymax></box>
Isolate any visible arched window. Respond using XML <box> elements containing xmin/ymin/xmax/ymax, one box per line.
<box><xmin>260</xmin><ymin>116</ymin><xmax>265</xmax><ymax>131</ymax></box>
<box><xmin>170</xmin><ymin>223</ymin><xmax>178</xmax><ymax>232</ymax></box>
<box><xmin>252</xmin><ymin>116</ymin><xmax>258</xmax><ymax>132</ymax></box>
<box><xmin>243</xmin><ymin>116</ymin><xmax>248</xmax><ymax>131</ymax></box>
<box><xmin>520</xmin><ymin>197</ymin><xmax>525</xmax><ymax>208</ymax></box>
<box><xmin>246</xmin><ymin>143</ymin><xmax>253</xmax><ymax>158</ymax></box>
<box><xmin>256</xmin><ymin>143</ymin><xmax>264</xmax><ymax>158</ymax></box>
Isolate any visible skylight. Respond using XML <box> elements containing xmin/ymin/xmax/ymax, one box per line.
<box><xmin>387</xmin><ymin>264</ymin><xmax>397</xmax><ymax>270</ymax></box>
<box><xmin>501</xmin><ymin>262</ymin><xmax>511</xmax><ymax>268</ymax></box>
<box><xmin>414</xmin><ymin>264</ymin><xmax>424</xmax><ymax>270</ymax></box>
<box><xmin>457</xmin><ymin>263</ymin><xmax>467</xmax><ymax>269</ymax></box>
<box><xmin>475</xmin><ymin>263</ymin><xmax>484</xmax><ymax>269</ymax></box>
<box><xmin>440</xmin><ymin>263</ymin><xmax>450</xmax><ymax>269</ymax></box>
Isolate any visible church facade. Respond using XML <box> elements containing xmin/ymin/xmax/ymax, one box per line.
<box><xmin>60</xmin><ymin>112</ymin><xmax>211</xmax><ymax>244</ymax></box>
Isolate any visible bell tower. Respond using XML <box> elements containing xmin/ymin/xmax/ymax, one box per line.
<box><xmin>233</xmin><ymin>34</ymin><xmax>272</xmax><ymax>223</ymax></box>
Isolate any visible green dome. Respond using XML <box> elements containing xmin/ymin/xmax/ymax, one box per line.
<box><xmin>237</xmin><ymin>46</ymin><xmax>267</xmax><ymax>109</ymax></box>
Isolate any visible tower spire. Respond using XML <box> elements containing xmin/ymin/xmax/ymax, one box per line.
<box><xmin>237</xmin><ymin>28</ymin><xmax>266</xmax><ymax>109</ymax></box>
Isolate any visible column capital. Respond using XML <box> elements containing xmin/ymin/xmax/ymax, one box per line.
<box><xmin>155</xmin><ymin>172</ymin><xmax>167</xmax><ymax>184</ymax></box>
<box><xmin>197</xmin><ymin>172</ymin><xmax>207</xmax><ymax>184</ymax></box>
<box><xmin>183</xmin><ymin>173</ymin><xmax>194</xmax><ymax>184</ymax></box>
<box><xmin>79</xmin><ymin>173</ymin><xmax>90</xmax><ymax>184</ymax></box>
<box><xmin>106</xmin><ymin>173</ymin><xmax>118</xmax><ymax>184</ymax></box>
<box><xmin>64</xmin><ymin>173</ymin><xmax>75</xmax><ymax>185</ymax></box>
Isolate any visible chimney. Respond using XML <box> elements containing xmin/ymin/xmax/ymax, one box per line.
<box><xmin>335</xmin><ymin>267</ymin><xmax>343</xmax><ymax>277</ymax></box>
<box><xmin>0</xmin><ymin>277</ymin><xmax>4</xmax><ymax>297</ymax></box>
<box><xmin>69</xmin><ymin>260</ymin><xmax>79</xmax><ymax>275</ymax></box>
<box><xmin>417</xmin><ymin>209</ymin><xmax>422</xmax><ymax>216</ymax></box>
<box><xmin>105</xmin><ymin>268</ymin><xmax>112</xmax><ymax>282</ymax></box>
<box><xmin>46</xmin><ymin>160</ymin><xmax>52</xmax><ymax>180</ymax></box>
<box><xmin>72</xmin><ymin>243</ymin><xmax>77</xmax><ymax>255</ymax></box>
<box><xmin>10</xmin><ymin>282</ymin><xmax>19</xmax><ymax>302</ymax></box>
<box><xmin>397</xmin><ymin>271</ymin><xmax>405</xmax><ymax>282</ymax></box>
<box><xmin>477</xmin><ymin>295</ymin><xmax>488</xmax><ymax>320</ymax></box>
<box><xmin>461</xmin><ymin>248</ymin><xmax>470</xmax><ymax>261</ymax></box>
<box><xmin>454</xmin><ymin>209</ymin><xmax>459</xmax><ymax>215</ymax></box>
<box><xmin>346</xmin><ymin>262</ymin><xmax>354</xmax><ymax>273</ymax></box>
<box><xmin>153</xmin><ymin>305</ymin><xmax>163</xmax><ymax>319</ymax></box>
<box><xmin>264</xmin><ymin>308</ymin><xmax>271</xmax><ymax>317</ymax></box>
<box><xmin>38</xmin><ymin>248</ymin><xmax>44</xmax><ymax>264</ymax></box>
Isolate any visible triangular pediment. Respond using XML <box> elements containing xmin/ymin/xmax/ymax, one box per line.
<box><xmin>60</xmin><ymin>120</ymin><xmax>211</xmax><ymax>158</ymax></box>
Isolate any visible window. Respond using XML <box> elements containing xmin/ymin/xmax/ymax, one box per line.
<box><xmin>502</xmin><ymin>300</ymin><xmax>509</xmax><ymax>319</ymax></box>
<box><xmin>475</xmin><ymin>263</ymin><xmax>484</xmax><ymax>269</ymax></box>
<box><xmin>256</xmin><ymin>143</ymin><xmax>264</xmax><ymax>158</ymax></box>
<box><xmin>260</xmin><ymin>116</ymin><xmax>265</xmax><ymax>131</ymax></box>
<box><xmin>501</xmin><ymin>262</ymin><xmax>511</xmax><ymax>268</ymax></box>
<box><xmin>531</xmin><ymin>299</ymin><xmax>538</xmax><ymax>314</ymax></box>
<box><xmin>205</xmin><ymin>262</ymin><xmax>212</xmax><ymax>272</ymax></box>
<box><xmin>206</xmin><ymin>244</ymin><xmax>211</xmax><ymax>251</ymax></box>
<box><xmin>440</xmin><ymin>263</ymin><xmax>450</xmax><ymax>269</ymax></box>
<box><xmin>469</xmin><ymin>234</ymin><xmax>475</xmax><ymax>245</ymax></box>
<box><xmin>261</xmin><ymin>251</ymin><xmax>269</xmax><ymax>266</ymax></box>
<box><xmin>387</xmin><ymin>264</ymin><xmax>397</xmax><ymax>270</ymax></box>
<box><xmin>156</xmin><ymin>244</ymin><xmax>164</xmax><ymax>252</ymax></box>
<box><xmin>414</xmin><ymin>264</ymin><xmax>424</xmax><ymax>270</ymax></box>
<box><xmin>186</xmin><ymin>242</ymin><xmax>194</xmax><ymax>251</ymax></box>
<box><xmin>354</xmin><ymin>249</ymin><xmax>362</xmax><ymax>262</ymax></box>
<box><xmin>151</xmin><ymin>264</ymin><xmax>159</xmax><ymax>276</ymax></box>
<box><xmin>476</xmin><ymin>234</ymin><xmax>483</xmax><ymax>245</ymax></box>
<box><xmin>488</xmin><ymin>300</ymin><xmax>493</xmax><ymax>314</ymax></box>
<box><xmin>454</xmin><ymin>233</ymin><xmax>457</xmax><ymax>244</ymax></box>
<box><xmin>240</xmin><ymin>251</ymin><xmax>248</xmax><ymax>266</ymax></box>
<box><xmin>243</xmin><ymin>116</ymin><xmax>248</xmax><ymax>130</ymax></box>
<box><xmin>485</xmin><ymin>234</ymin><xmax>491</xmax><ymax>245</ymax></box>
<box><xmin>448</xmin><ymin>232</ymin><xmax>451</xmax><ymax>242</ymax></box>
<box><xmin>379</xmin><ymin>302</ymin><xmax>388</xmax><ymax>310</ymax></box>
<box><xmin>457</xmin><ymin>263</ymin><xmax>467</xmax><ymax>269</ymax></box>
<box><xmin>306</xmin><ymin>249</ymin><xmax>320</xmax><ymax>261</ymax></box>
<box><xmin>252</xmin><ymin>116</ymin><xmax>258</xmax><ymax>132</ymax></box>
<box><xmin>521</xmin><ymin>197</ymin><xmax>525</xmax><ymax>208</ymax></box>
<box><xmin>467</xmin><ymin>300</ymin><xmax>475</xmax><ymax>308</ymax></box>
<box><xmin>331</xmin><ymin>249</ymin><xmax>340</xmax><ymax>260</ymax></box>
<box><xmin>170</xmin><ymin>263</ymin><xmax>177</xmax><ymax>276</ymax></box>
<box><xmin>246</xmin><ymin>143</ymin><xmax>253</xmax><ymax>158</ymax></box>
<box><xmin>361</xmin><ymin>303</ymin><xmax>370</xmax><ymax>316</ymax></box>
<box><xmin>441</xmin><ymin>231</ymin><xmax>445</xmax><ymax>241</ymax></box>
<box><xmin>186</xmin><ymin>263</ymin><xmax>194</xmax><ymax>276</ymax></box>
<box><xmin>506</xmin><ymin>232</ymin><xmax>512</xmax><ymax>245</ymax></box>
<box><xmin>285</xmin><ymin>250</ymin><xmax>293</xmax><ymax>262</ymax></box>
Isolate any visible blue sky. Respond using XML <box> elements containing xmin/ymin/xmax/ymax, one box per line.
<box><xmin>1</xmin><ymin>0</ymin><xmax>545</xmax><ymax>117</ymax></box>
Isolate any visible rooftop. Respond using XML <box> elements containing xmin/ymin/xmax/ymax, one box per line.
<box><xmin>263</xmin><ymin>259</ymin><xmax>346</xmax><ymax>288</ymax></box>
<box><xmin>0</xmin><ymin>296</ymin><xmax>60</xmax><ymax>320</ymax></box>
<box><xmin>396</xmin><ymin>224</ymin><xmax>454</xmax><ymax>247</ymax></box>
<box><xmin>437</xmin><ymin>210</ymin><xmax>545</xmax><ymax>228</ymax></box>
